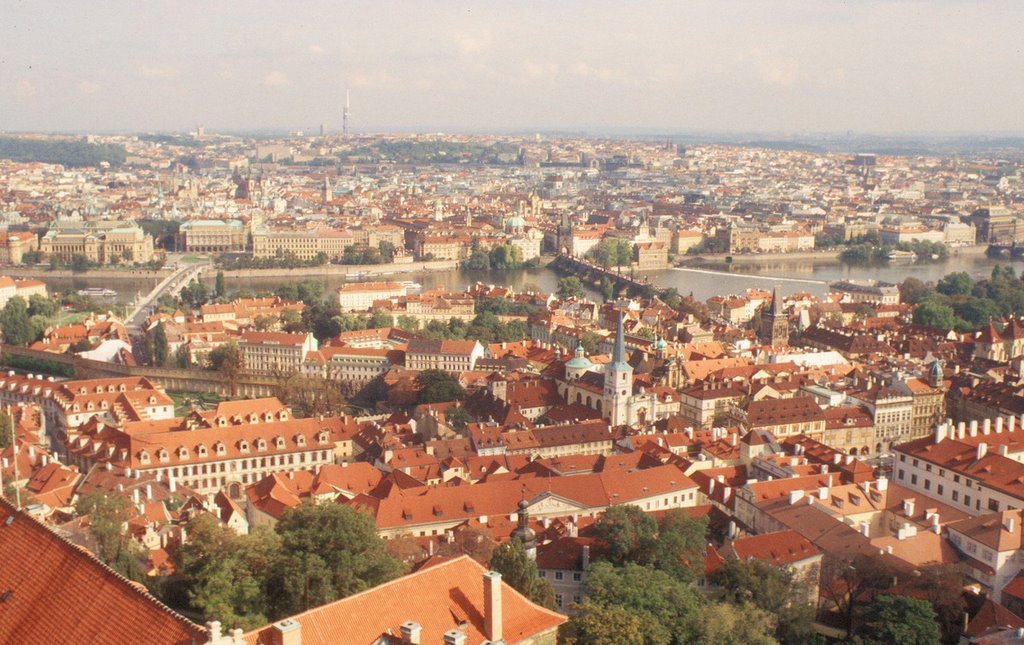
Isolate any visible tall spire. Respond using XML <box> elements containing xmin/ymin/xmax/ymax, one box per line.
<box><xmin>612</xmin><ymin>310</ymin><xmax>628</xmax><ymax>368</ymax></box>
<box><xmin>771</xmin><ymin>286</ymin><xmax>783</xmax><ymax>316</ymax></box>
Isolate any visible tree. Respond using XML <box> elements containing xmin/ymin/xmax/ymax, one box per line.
<box><xmin>437</xmin><ymin>526</ymin><xmax>496</xmax><ymax>563</ymax></box>
<box><xmin>690</xmin><ymin>602</ymin><xmax>777</xmax><ymax>645</ymax></box>
<box><xmin>279</xmin><ymin>309</ymin><xmax>303</xmax><ymax>333</ymax></box>
<box><xmin>208</xmin><ymin>342</ymin><xmax>243</xmax><ymax>395</ymax></box>
<box><xmin>599</xmin><ymin>276</ymin><xmax>615</xmax><ymax>302</ymax></box>
<box><xmin>174</xmin><ymin>514</ymin><xmax>280</xmax><ymax>630</ymax></box>
<box><xmin>855</xmin><ymin>595</ymin><xmax>940</xmax><ymax>645</ymax></box>
<box><xmin>295</xmin><ymin>279</ymin><xmax>324</xmax><ymax>306</ymax></box>
<box><xmin>417</xmin><ymin>369</ymin><xmax>466</xmax><ymax>404</ymax></box>
<box><xmin>445</xmin><ymin>405</ymin><xmax>473</xmax><ymax>432</ymax></box>
<box><xmin>0</xmin><ymin>411</ymin><xmax>12</xmax><ymax>449</ymax></box>
<box><xmin>936</xmin><ymin>271</ymin><xmax>975</xmax><ymax>297</ymax></box>
<box><xmin>378</xmin><ymin>241</ymin><xmax>397</xmax><ymax>262</ymax></box>
<box><xmin>557</xmin><ymin>276</ymin><xmax>585</xmax><ymax>300</ymax></box>
<box><xmin>70</xmin><ymin>254</ymin><xmax>92</xmax><ymax>273</ymax></box>
<box><xmin>578</xmin><ymin>330</ymin><xmax>602</xmax><ymax>356</ymax></box>
<box><xmin>558</xmin><ymin>601</ymin><xmax>647</xmax><ymax>645</ymax></box>
<box><xmin>899</xmin><ymin>277</ymin><xmax>932</xmax><ymax>305</ymax></box>
<box><xmin>26</xmin><ymin>293</ymin><xmax>58</xmax><ymax>318</ymax></box>
<box><xmin>819</xmin><ymin>553</ymin><xmax>896</xmax><ymax>636</ymax></box>
<box><xmin>913</xmin><ymin>298</ymin><xmax>960</xmax><ymax>330</ymax></box>
<box><xmin>215</xmin><ymin>271</ymin><xmax>227</xmax><ymax>298</ymax></box>
<box><xmin>957</xmin><ymin>296</ymin><xmax>1001</xmax><ymax>330</ymax></box>
<box><xmin>653</xmin><ymin>510</ymin><xmax>707</xmax><ymax>582</ymax></box>
<box><xmin>593</xmin><ymin>505</ymin><xmax>658</xmax><ymax>566</ymax></box>
<box><xmin>584</xmin><ymin>561</ymin><xmax>704</xmax><ymax>644</ymax></box>
<box><xmin>152</xmin><ymin>322</ymin><xmax>169</xmax><ymax>366</ymax></box>
<box><xmin>1</xmin><ymin>296</ymin><xmax>36</xmax><ymax>346</ymax></box>
<box><xmin>75</xmin><ymin>491</ymin><xmax>145</xmax><ymax>581</ymax></box>
<box><xmin>266</xmin><ymin>504</ymin><xmax>403</xmax><ymax>618</ymax></box>
<box><xmin>396</xmin><ymin>315</ymin><xmax>418</xmax><ymax>332</ymax></box>
<box><xmin>274</xmin><ymin>373</ymin><xmax>345</xmax><ymax>418</ymax></box>
<box><xmin>712</xmin><ymin>556</ymin><xmax>818</xmax><ymax>643</ymax></box>
<box><xmin>489</xmin><ymin>538</ymin><xmax>555</xmax><ymax>609</ymax></box>
<box><xmin>899</xmin><ymin>563</ymin><xmax>967</xmax><ymax>645</ymax></box>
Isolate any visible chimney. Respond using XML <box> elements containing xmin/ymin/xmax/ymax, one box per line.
<box><xmin>483</xmin><ymin>571</ymin><xmax>503</xmax><ymax>643</ymax></box>
<box><xmin>877</xmin><ymin>477</ymin><xmax>889</xmax><ymax>492</ymax></box>
<box><xmin>789</xmin><ymin>490</ymin><xmax>804</xmax><ymax>505</ymax></box>
<box><xmin>996</xmin><ymin>417</ymin><xmax>1004</xmax><ymax>434</ymax></box>
<box><xmin>582</xmin><ymin>545</ymin><xmax>590</xmax><ymax>570</ymax></box>
<box><xmin>958</xmin><ymin>422</ymin><xmax>966</xmax><ymax>439</ymax></box>
<box><xmin>903</xmin><ymin>498</ymin><xmax>915</xmax><ymax>517</ymax></box>
<box><xmin>206</xmin><ymin>621</ymin><xmax>222</xmax><ymax>642</ymax></box>
<box><xmin>859</xmin><ymin>521</ymin><xmax>870</xmax><ymax>536</ymax></box>
<box><xmin>931</xmin><ymin>513</ymin><xmax>941</xmax><ymax>534</ymax></box>
<box><xmin>269</xmin><ymin>619</ymin><xmax>301</xmax><ymax>645</ymax></box>
<box><xmin>934</xmin><ymin>423</ymin><xmax>947</xmax><ymax>444</ymax></box>
<box><xmin>978</xmin><ymin>442</ymin><xmax>988</xmax><ymax>461</ymax></box>
<box><xmin>443</xmin><ymin>630</ymin><xmax>466</xmax><ymax>645</ymax></box>
<box><xmin>145</xmin><ymin>484</ymin><xmax>152</xmax><ymax>500</ymax></box>
<box><xmin>1007</xmin><ymin>517</ymin><xmax>1016</xmax><ymax>534</ymax></box>
<box><xmin>169</xmin><ymin>475</ymin><xmax>177</xmax><ymax>493</ymax></box>
<box><xmin>399</xmin><ymin>621</ymin><xmax>421</xmax><ymax>645</ymax></box>
<box><xmin>970</xmin><ymin>420</ymin><xmax>978</xmax><ymax>437</ymax></box>
<box><xmin>125</xmin><ymin>467</ymin><xmax>132</xmax><ymax>478</ymax></box>
<box><xmin>132</xmin><ymin>488</ymin><xmax>140</xmax><ymax>505</ymax></box>
<box><xmin>1010</xmin><ymin>415</ymin><xmax>1017</xmax><ymax>433</ymax></box>
<box><xmin>722</xmin><ymin>486</ymin><xmax>732</xmax><ymax>503</ymax></box>
<box><xmin>818</xmin><ymin>486</ymin><xmax>828</xmax><ymax>500</ymax></box>
<box><xmin>832</xmin><ymin>453</ymin><xmax>842</xmax><ymax>465</ymax></box>
<box><xmin>983</xmin><ymin>418</ymin><xmax>992</xmax><ymax>435</ymax></box>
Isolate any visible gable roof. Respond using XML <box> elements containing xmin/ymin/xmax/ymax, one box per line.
<box><xmin>243</xmin><ymin>555</ymin><xmax>563</xmax><ymax>645</ymax></box>
<box><xmin>0</xmin><ymin>498</ymin><xmax>205</xmax><ymax>645</ymax></box>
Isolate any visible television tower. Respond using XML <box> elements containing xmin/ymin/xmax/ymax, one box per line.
<box><xmin>342</xmin><ymin>89</ymin><xmax>350</xmax><ymax>138</ymax></box>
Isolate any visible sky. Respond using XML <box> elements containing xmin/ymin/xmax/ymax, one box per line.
<box><xmin>2</xmin><ymin>1</ymin><xmax>1023</xmax><ymax>135</ymax></box>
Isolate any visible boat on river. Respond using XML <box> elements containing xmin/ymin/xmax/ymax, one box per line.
<box><xmin>77</xmin><ymin>287</ymin><xmax>118</xmax><ymax>297</ymax></box>
<box><xmin>886</xmin><ymin>250</ymin><xmax>917</xmax><ymax>261</ymax></box>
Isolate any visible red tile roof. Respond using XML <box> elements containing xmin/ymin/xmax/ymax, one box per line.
<box><xmin>243</xmin><ymin>555</ymin><xmax>563</xmax><ymax>645</ymax></box>
<box><xmin>0</xmin><ymin>498</ymin><xmax>205</xmax><ymax>644</ymax></box>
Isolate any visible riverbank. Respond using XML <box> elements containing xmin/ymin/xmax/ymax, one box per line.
<box><xmin>217</xmin><ymin>258</ymin><xmax>460</xmax><ymax>280</ymax></box>
<box><xmin>679</xmin><ymin>244</ymin><xmax>990</xmax><ymax>267</ymax></box>
<box><xmin>0</xmin><ymin>266</ymin><xmax>173</xmax><ymax>279</ymax></box>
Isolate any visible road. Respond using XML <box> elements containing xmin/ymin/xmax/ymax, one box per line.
<box><xmin>125</xmin><ymin>261</ymin><xmax>209</xmax><ymax>333</ymax></box>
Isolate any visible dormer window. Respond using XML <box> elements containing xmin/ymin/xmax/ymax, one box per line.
<box><xmin>296</xmin><ymin>434</ymin><xmax>306</xmax><ymax>447</ymax></box>
<box><xmin>73</xmin><ymin>404</ymin><xmax>80</xmax><ymax>412</ymax></box>
<box><xmin>119</xmin><ymin>384</ymin><xmax>126</xmax><ymax>392</ymax></box>
<box><xmin>249</xmin><ymin>414</ymin><xmax>258</xmax><ymax>424</ymax></box>
<box><xmin>274</xmin><ymin>436</ymin><xmax>286</xmax><ymax>450</ymax></box>
<box><xmin>196</xmin><ymin>444</ymin><xmax>208</xmax><ymax>458</ymax></box>
<box><xmin>279</xmin><ymin>411</ymin><xmax>289</xmax><ymax>421</ymax></box>
<box><xmin>139</xmin><ymin>450</ymin><xmax>150</xmax><ymax>465</ymax></box>
<box><xmin>264</xmin><ymin>412</ymin><xmax>273</xmax><ymax>422</ymax></box>
<box><xmin>79</xmin><ymin>387</ymin><xmax>87</xmax><ymax>395</ymax></box>
<box><xmin>158</xmin><ymin>449</ymin><xmax>169</xmax><ymax>463</ymax></box>
<box><xmin>217</xmin><ymin>416</ymin><xmax>227</xmax><ymax>427</ymax></box>
<box><xmin>149</xmin><ymin>396</ymin><xmax>157</xmax><ymax>404</ymax></box>
<box><xmin>95</xmin><ymin>386</ymin><xmax>103</xmax><ymax>394</ymax></box>
<box><xmin>87</xmin><ymin>402</ymin><xmax>95</xmax><ymax>411</ymax></box>
<box><xmin>177</xmin><ymin>446</ymin><xmax>189</xmax><ymax>460</ymax></box>
<box><xmin>317</xmin><ymin>431</ymin><xmax>329</xmax><ymax>445</ymax></box>
<box><xmin>214</xmin><ymin>442</ymin><xmax>226</xmax><ymax>456</ymax></box>
<box><xmin>239</xmin><ymin>440</ymin><xmax>250</xmax><ymax>454</ymax></box>
<box><xmin>101</xmin><ymin>401</ymin><xmax>108</xmax><ymax>410</ymax></box>
<box><xmin>256</xmin><ymin>438</ymin><xmax>267</xmax><ymax>452</ymax></box>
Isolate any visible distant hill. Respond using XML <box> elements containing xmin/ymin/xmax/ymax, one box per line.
<box><xmin>0</xmin><ymin>137</ymin><xmax>127</xmax><ymax>167</ymax></box>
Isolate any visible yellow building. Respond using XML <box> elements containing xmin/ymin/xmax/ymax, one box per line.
<box><xmin>39</xmin><ymin>226</ymin><xmax>153</xmax><ymax>264</ymax></box>
<box><xmin>252</xmin><ymin>227</ymin><xmax>354</xmax><ymax>261</ymax></box>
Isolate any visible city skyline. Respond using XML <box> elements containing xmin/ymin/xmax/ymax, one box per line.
<box><xmin>2</xmin><ymin>1</ymin><xmax>1024</xmax><ymax>135</ymax></box>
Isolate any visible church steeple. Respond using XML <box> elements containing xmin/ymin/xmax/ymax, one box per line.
<box><xmin>605</xmin><ymin>311</ymin><xmax>634</xmax><ymax>426</ymax></box>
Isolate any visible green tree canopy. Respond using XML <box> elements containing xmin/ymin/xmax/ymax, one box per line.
<box><xmin>267</xmin><ymin>504</ymin><xmax>404</xmax><ymax>618</ymax></box>
<box><xmin>75</xmin><ymin>491</ymin><xmax>145</xmax><ymax>581</ymax></box>
<box><xmin>1</xmin><ymin>296</ymin><xmax>37</xmax><ymax>346</ymax></box>
<box><xmin>652</xmin><ymin>510</ymin><xmax>708</xmax><ymax>582</ymax></box>
<box><xmin>152</xmin><ymin>322</ymin><xmax>169</xmax><ymax>366</ymax></box>
<box><xmin>558</xmin><ymin>601</ymin><xmax>647</xmax><ymax>645</ymax></box>
<box><xmin>584</xmin><ymin>561</ymin><xmax>704</xmax><ymax>645</ymax></box>
<box><xmin>912</xmin><ymin>298</ymin><xmax>960</xmax><ymax>330</ymax></box>
<box><xmin>417</xmin><ymin>369</ymin><xmax>466</xmax><ymax>403</ymax></box>
<box><xmin>936</xmin><ymin>271</ymin><xmax>975</xmax><ymax>297</ymax></box>
<box><xmin>593</xmin><ymin>505</ymin><xmax>658</xmax><ymax>566</ymax></box>
<box><xmin>855</xmin><ymin>595</ymin><xmax>940</xmax><ymax>645</ymax></box>
<box><xmin>488</xmin><ymin>537</ymin><xmax>555</xmax><ymax>609</ymax></box>
<box><xmin>712</xmin><ymin>556</ymin><xmax>818</xmax><ymax>643</ymax></box>
<box><xmin>557</xmin><ymin>276</ymin><xmax>585</xmax><ymax>300</ymax></box>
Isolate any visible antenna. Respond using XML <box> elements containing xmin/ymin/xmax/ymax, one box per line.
<box><xmin>343</xmin><ymin>88</ymin><xmax>350</xmax><ymax>138</ymax></box>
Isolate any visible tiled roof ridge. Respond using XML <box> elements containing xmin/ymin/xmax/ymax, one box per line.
<box><xmin>0</xmin><ymin>496</ymin><xmax>206</xmax><ymax>638</ymax></box>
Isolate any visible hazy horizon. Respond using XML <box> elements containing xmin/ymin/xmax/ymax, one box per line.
<box><xmin>3</xmin><ymin>1</ymin><xmax>1023</xmax><ymax>135</ymax></box>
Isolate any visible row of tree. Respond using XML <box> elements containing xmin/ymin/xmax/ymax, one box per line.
<box><xmin>905</xmin><ymin>265</ymin><xmax>1024</xmax><ymax>331</ymax></box>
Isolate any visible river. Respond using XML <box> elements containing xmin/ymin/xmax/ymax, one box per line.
<box><xmin>27</xmin><ymin>253</ymin><xmax>1023</xmax><ymax>306</ymax></box>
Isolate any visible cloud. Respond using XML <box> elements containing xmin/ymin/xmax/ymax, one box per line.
<box><xmin>452</xmin><ymin>30</ymin><xmax>491</xmax><ymax>55</ymax></box>
<box><xmin>14</xmin><ymin>79</ymin><xmax>37</xmax><ymax>99</ymax></box>
<box><xmin>350</xmin><ymin>69</ymin><xmax>399</xmax><ymax>89</ymax></box>
<box><xmin>78</xmin><ymin>81</ymin><xmax>101</xmax><ymax>95</ymax></box>
<box><xmin>139</xmin><ymin>65</ymin><xmax>179</xmax><ymax>79</ymax></box>
<box><xmin>262</xmin><ymin>70</ymin><xmax>289</xmax><ymax>87</ymax></box>
<box><xmin>308</xmin><ymin>44</ymin><xmax>324</xmax><ymax>56</ymax></box>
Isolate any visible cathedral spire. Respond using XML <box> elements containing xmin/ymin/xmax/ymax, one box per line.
<box><xmin>612</xmin><ymin>310</ymin><xmax>628</xmax><ymax>368</ymax></box>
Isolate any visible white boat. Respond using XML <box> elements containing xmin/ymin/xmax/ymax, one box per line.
<box><xmin>344</xmin><ymin>271</ymin><xmax>370</xmax><ymax>281</ymax></box>
<box><xmin>400</xmin><ymin>281</ymin><xmax>423</xmax><ymax>294</ymax></box>
<box><xmin>886</xmin><ymin>250</ymin><xmax>917</xmax><ymax>261</ymax></box>
<box><xmin>77</xmin><ymin>287</ymin><xmax>118</xmax><ymax>297</ymax></box>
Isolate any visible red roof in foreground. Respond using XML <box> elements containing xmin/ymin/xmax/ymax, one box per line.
<box><xmin>728</xmin><ymin>529</ymin><xmax>822</xmax><ymax>566</ymax></box>
<box><xmin>0</xmin><ymin>498</ymin><xmax>205</xmax><ymax>645</ymax></box>
<box><xmin>244</xmin><ymin>555</ymin><xmax>564</xmax><ymax>645</ymax></box>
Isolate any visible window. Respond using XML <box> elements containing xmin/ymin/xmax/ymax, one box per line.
<box><xmin>539</xmin><ymin>571</ymin><xmax>546</xmax><ymax>578</ymax></box>
<box><xmin>989</xmin><ymin>499</ymin><xmax>1000</xmax><ymax>512</ymax></box>
<box><xmin>924</xmin><ymin>479</ymin><xmax>931</xmax><ymax>490</ymax></box>
<box><xmin>911</xmin><ymin>474</ymin><xmax>918</xmax><ymax>485</ymax></box>
<box><xmin>555</xmin><ymin>594</ymin><xmax>563</xmax><ymax>608</ymax></box>
<box><xmin>965</xmin><ymin>495</ymin><xmax>972</xmax><ymax>507</ymax></box>
<box><xmin>573</xmin><ymin>595</ymin><xmax>582</xmax><ymax>604</ymax></box>
<box><xmin>954</xmin><ymin>475</ymin><xmax>961</xmax><ymax>483</ymax></box>
<box><xmin>573</xmin><ymin>572</ymin><xmax>582</xmax><ymax>581</ymax></box>
<box><xmin>898</xmin><ymin>469</ymin><xmax>905</xmax><ymax>480</ymax></box>
<box><xmin>555</xmin><ymin>571</ymin><xmax>564</xmax><ymax>580</ymax></box>
<box><xmin>952</xmin><ymin>490</ymin><xmax>959</xmax><ymax>502</ymax></box>
<box><xmin>937</xmin><ymin>485</ymin><xmax>944</xmax><ymax>496</ymax></box>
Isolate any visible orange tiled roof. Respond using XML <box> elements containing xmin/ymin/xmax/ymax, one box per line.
<box><xmin>0</xmin><ymin>498</ymin><xmax>205</xmax><ymax>644</ymax></box>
